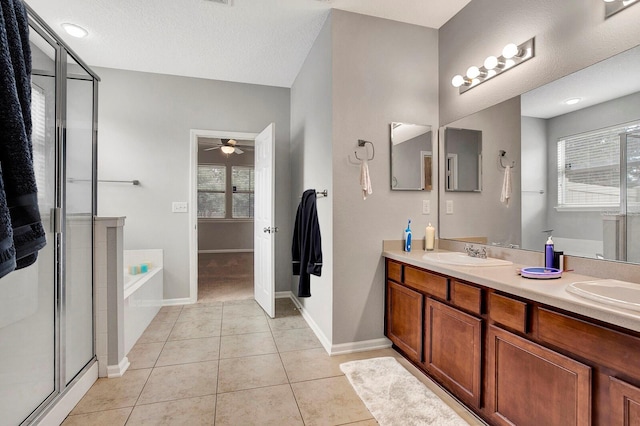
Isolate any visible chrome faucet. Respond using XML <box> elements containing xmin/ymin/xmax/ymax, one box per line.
<box><xmin>464</xmin><ymin>244</ymin><xmax>487</xmax><ymax>259</ymax></box>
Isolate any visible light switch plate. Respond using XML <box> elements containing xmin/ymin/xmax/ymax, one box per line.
<box><xmin>446</xmin><ymin>200</ymin><xmax>454</xmax><ymax>215</ymax></box>
<box><xmin>172</xmin><ymin>202</ymin><xmax>188</xmax><ymax>213</ymax></box>
<box><xmin>422</xmin><ymin>200</ymin><xmax>430</xmax><ymax>215</ymax></box>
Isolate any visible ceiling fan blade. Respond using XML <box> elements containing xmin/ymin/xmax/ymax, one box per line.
<box><xmin>204</xmin><ymin>146</ymin><xmax>220</xmax><ymax>151</ymax></box>
<box><xmin>234</xmin><ymin>147</ymin><xmax>244</xmax><ymax>154</ymax></box>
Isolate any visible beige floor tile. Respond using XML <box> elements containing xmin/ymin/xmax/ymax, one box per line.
<box><xmin>137</xmin><ymin>361</ymin><xmax>218</xmax><ymax>405</ymax></box>
<box><xmin>183</xmin><ymin>301</ymin><xmax>223</xmax><ymax>310</ymax></box>
<box><xmin>222</xmin><ymin>302</ymin><xmax>266</xmax><ymax>318</ymax></box>
<box><xmin>127</xmin><ymin>395</ymin><xmax>215</xmax><ymax>425</ymax></box>
<box><xmin>152</xmin><ymin>310</ymin><xmax>180</xmax><ymax>324</ymax></box>
<box><xmin>219</xmin><ymin>331</ymin><xmax>277</xmax><ymax>359</ymax></box>
<box><xmin>167</xmin><ymin>317</ymin><xmax>221</xmax><ymax>340</ymax></box>
<box><xmin>280</xmin><ymin>348</ymin><xmax>343</xmax><ymax>382</ymax></box>
<box><xmin>292</xmin><ymin>376</ymin><xmax>373</xmax><ymax>426</ymax></box>
<box><xmin>215</xmin><ymin>384</ymin><xmax>303</xmax><ymax>426</ymax></box>
<box><xmin>272</xmin><ymin>327</ymin><xmax>323</xmax><ymax>352</ymax></box>
<box><xmin>221</xmin><ymin>314</ymin><xmax>270</xmax><ymax>335</ymax></box>
<box><xmin>127</xmin><ymin>342</ymin><xmax>164</xmax><ymax>370</ymax></box>
<box><xmin>158</xmin><ymin>306</ymin><xmax>183</xmax><ymax>314</ymax></box>
<box><xmin>137</xmin><ymin>321</ymin><xmax>173</xmax><ymax>344</ymax></box>
<box><xmin>217</xmin><ymin>353</ymin><xmax>288</xmax><ymax>393</ymax></box>
<box><xmin>62</xmin><ymin>407</ymin><xmax>132</xmax><ymax>426</ymax></box>
<box><xmin>274</xmin><ymin>298</ymin><xmax>300</xmax><ymax>317</ymax></box>
<box><xmin>177</xmin><ymin>306</ymin><xmax>222</xmax><ymax>323</ymax></box>
<box><xmin>267</xmin><ymin>315</ymin><xmax>308</xmax><ymax>331</ymax></box>
<box><xmin>71</xmin><ymin>369</ymin><xmax>151</xmax><ymax>415</ymax></box>
<box><xmin>341</xmin><ymin>420</ymin><xmax>379</xmax><ymax>425</ymax></box>
<box><xmin>155</xmin><ymin>337</ymin><xmax>220</xmax><ymax>367</ymax></box>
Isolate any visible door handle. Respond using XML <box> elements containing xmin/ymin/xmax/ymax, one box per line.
<box><xmin>263</xmin><ymin>227</ymin><xmax>271</xmax><ymax>233</ymax></box>
<box><xmin>263</xmin><ymin>226</ymin><xmax>279</xmax><ymax>234</ymax></box>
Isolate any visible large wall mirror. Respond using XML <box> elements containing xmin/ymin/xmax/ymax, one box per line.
<box><xmin>390</xmin><ymin>122</ymin><xmax>433</xmax><ymax>190</ymax></box>
<box><xmin>440</xmin><ymin>43</ymin><xmax>640</xmax><ymax>265</ymax></box>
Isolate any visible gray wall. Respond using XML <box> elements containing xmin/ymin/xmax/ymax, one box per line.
<box><xmin>197</xmin><ymin>141</ymin><xmax>255</xmax><ymax>252</ymax></box>
<box><xmin>97</xmin><ymin>67</ymin><xmax>291</xmax><ymax>300</ymax></box>
<box><xmin>546</xmin><ymin>91</ymin><xmax>640</xmax><ymax>243</ymax></box>
<box><xmin>331</xmin><ymin>11</ymin><xmax>439</xmax><ymax>347</ymax></box>
<box><xmin>439</xmin><ymin>0</ymin><xmax>640</xmax><ymax>126</ymax></box>
<box><xmin>440</xmin><ymin>97</ymin><xmax>521</xmax><ymax>245</ymax></box>
<box><xmin>290</xmin><ymin>14</ymin><xmax>334</xmax><ymax>344</ymax></box>
<box><xmin>521</xmin><ymin>116</ymin><xmax>548</xmax><ymax>250</ymax></box>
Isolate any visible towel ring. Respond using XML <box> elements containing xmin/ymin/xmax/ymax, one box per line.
<box><xmin>349</xmin><ymin>140</ymin><xmax>375</xmax><ymax>164</ymax></box>
<box><xmin>499</xmin><ymin>150</ymin><xmax>516</xmax><ymax>169</ymax></box>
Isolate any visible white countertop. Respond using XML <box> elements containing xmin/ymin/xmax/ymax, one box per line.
<box><xmin>383</xmin><ymin>248</ymin><xmax>640</xmax><ymax>333</ymax></box>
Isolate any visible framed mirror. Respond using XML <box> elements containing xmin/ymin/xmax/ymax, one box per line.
<box><xmin>390</xmin><ymin>122</ymin><xmax>433</xmax><ymax>190</ymax></box>
<box><xmin>444</xmin><ymin>127</ymin><xmax>482</xmax><ymax>192</ymax></box>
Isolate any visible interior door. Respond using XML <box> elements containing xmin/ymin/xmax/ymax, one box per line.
<box><xmin>254</xmin><ymin>123</ymin><xmax>275</xmax><ymax>318</ymax></box>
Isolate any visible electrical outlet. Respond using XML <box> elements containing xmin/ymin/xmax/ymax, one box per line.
<box><xmin>172</xmin><ymin>202</ymin><xmax>188</xmax><ymax>213</ymax></box>
<box><xmin>422</xmin><ymin>200</ymin><xmax>430</xmax><ymax>215</ymax></box>
<box><xmin>446</xmin><ymin>200</ymin><xmax>454</xmax><ymax>215</ymax></box>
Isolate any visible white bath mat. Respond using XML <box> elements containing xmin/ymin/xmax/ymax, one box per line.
<box><xmin>340</xmin><ymin>357</ymin><xmax>470</xmax><ymax>426</ymax></box>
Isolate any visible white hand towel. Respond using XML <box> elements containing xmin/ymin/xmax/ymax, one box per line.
<box><xmin>360</xmin><ymin>158</ymin><xmax>372</xmax><ymax>200</ymax></box>
<box><xmin>500</xmin><ymin>165</ymin><xmax>512</xmax><ymax>207</ymax></box>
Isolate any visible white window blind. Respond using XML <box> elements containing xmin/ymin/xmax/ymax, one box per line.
<box><xmin>557</xmin><ymin>121</ymin><xmax>640</xmax><ymax>209</ymax></box>
<box><xmin>198</xmin><ymin>164</ymin><xmax>226</xmax><ymax>218</ymax></box>
<box><xmin>231</xmin><ymin>166</ymin><xmax>254</xmax><ymax>218</ymax></box>
<box><xmin>31</xmin><ymin>83</ymin><xmax>47</xmax><ymax>208</ymax></box>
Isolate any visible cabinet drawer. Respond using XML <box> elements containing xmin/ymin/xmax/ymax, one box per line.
<box><xmin>387</xmin><ymin>260</ymin><xmax>402</xmax><ymax>283</ymax></box>
<box><xmin>489</xmin><ymin>292</ymin><xmax>528</xmax><ymax>334</ymax></box>
<box><xmin>537</xmin><ymin>307</ymin><xmax>640</xmax><ymax>378</ymax></box>
<box><xmin>404</xmin><ymin>266</ymin><xmax>448</xmax><ymax>300</ymax></box>
<box><xmin>451</xmin><ymin>280</ymin><xmax>482</xmax><ymax>315</ymax></box>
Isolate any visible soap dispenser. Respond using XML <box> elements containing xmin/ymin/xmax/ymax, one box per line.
<box><xmin>404</xmin><ymin>220</ymin><xmax>412</xmax><ymax>252</ymax></box>
<box><xmin>545</xmin><ymin>236</ymin><xmax>554</xmax><ymax>268</ymax></box>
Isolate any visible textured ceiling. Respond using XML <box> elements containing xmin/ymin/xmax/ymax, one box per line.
<box><xmin>24</xmin><ymin>0</ymin><xmax>471</xmax><ymax>88</ymax></box>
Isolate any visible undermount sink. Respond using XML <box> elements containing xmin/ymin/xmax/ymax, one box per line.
<box><xmin>421</xmin><ymin>252</ymin><xmax>513</xmax><ymax>267</ymax></box>
<box><xmin>567</xmin><ymin>280</ymin><xmax>640</xmax><ymax>312</ymax></box>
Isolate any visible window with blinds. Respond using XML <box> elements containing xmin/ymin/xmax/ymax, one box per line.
<box><xmin>231</xmin><ymin>166</ymin><xmax>254</xmax><ymax>218</ymax></box>
<box><xmin>557</xmin><ymin>121</ymin><xmax>640</xmax><ymax>209</ymax></box>
<box><xmin>198</xmin><ymin>164</ymin><xmax>226</xmax><ymax>218</ymax></box>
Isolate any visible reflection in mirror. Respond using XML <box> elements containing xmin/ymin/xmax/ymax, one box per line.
<box><xmin>444</xmin><ymin>128</ymin><xmax>482</xmax><ymax>192</ymax></box>
<box><xmin>390</xmin><ymin>123</ymin><xmax>432</xmax><ymax>190</ymax></box>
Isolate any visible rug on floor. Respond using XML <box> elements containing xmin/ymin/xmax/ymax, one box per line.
<box><xmin>340</xmin><ymin>357</ymin><xmax>469</xmax><ymax>426</ymax></box>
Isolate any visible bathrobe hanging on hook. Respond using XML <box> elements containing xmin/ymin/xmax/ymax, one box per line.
<box><xmin>292</xmin><ymin>189</ymin><xmax>322</xmax><ymax>297</ymax></box>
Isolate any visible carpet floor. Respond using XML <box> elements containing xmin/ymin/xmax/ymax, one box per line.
<box><xmin>340</xmin><ymin>357</ymin><xmax>470</xmax><ymax>426</ymax></box>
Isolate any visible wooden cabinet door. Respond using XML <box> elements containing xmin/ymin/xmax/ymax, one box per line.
<box><xmin>387</xmin><ymin>281</ymin><xmax>423</xmax><ymax>362</ymax></box>
<box><xmin>487</xmin><ymin>325</ymin><xmax>591</xmax><ymax>426</ymax></box>
<box><xmin>610</xmin><ymin>377</ymin><xmax>640</xmax><ymax>426</ymax></box>
<box><xmin>424</xmin><ymin>298</ymin><xmax>482</xmax><ymax>407</ymax></box>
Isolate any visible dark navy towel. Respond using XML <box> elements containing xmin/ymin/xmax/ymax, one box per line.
<box><xmin>0</xmin><ymin>0</ymin><xmax>46</xmax><ymax>277</ymax></box>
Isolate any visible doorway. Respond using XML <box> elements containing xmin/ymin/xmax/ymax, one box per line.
<box><xmin>191</xmin><ymin>131</ymin><xmax>257</xmax><ymax>303</ymax></box>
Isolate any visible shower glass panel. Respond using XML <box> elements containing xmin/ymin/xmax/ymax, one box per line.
<box><xmin>626</xmin><ymin>132</ymin><xmax>640</xmax><ymax>263</ymax></box>
<box><xmin>64</xmin><ymin>56</ymin><xmax>95</xmax><ymax>384</ymax></box>
<box><xmin>0</xmin><ymin>29</ymin><xmax>57</xmax><ymax>425</ymax></box>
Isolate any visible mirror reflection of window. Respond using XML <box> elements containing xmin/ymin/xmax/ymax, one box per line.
<box><xmin>390</xmin><ymin>122</ymin><xmax>432</xmax><ymax>191</ymax></box>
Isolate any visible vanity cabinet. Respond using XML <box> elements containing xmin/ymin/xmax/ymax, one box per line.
<box><xmin>384</xmin><ymin>257</ymin><xmax>640</xmax><ymax>426</ymax></box>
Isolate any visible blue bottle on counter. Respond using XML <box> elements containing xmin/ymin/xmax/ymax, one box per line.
<box><xmin>404</xmin><ymin>219</ymin><xmax>412</xmax><ymax>252</ymax></box>
<box><xmin>545</xmin><ymin>236</ymin><xmax>554</xmax><ymax>268</ymax></box>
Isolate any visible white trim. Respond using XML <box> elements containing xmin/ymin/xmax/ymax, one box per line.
<box><xmin>189</xmin><ymin>129</ymin><xmax>259</xmax><ymax>308</ymax></box>
<box><xmin>288</xmin><ymin>294</ymin><xmax>332</xmax><ymax>354</ymax></box>
<box><xmin>330</xmin><ymin>338</ymin><xmax>393</xmax><ymax>356</ymax></box>
<box><xmin>106</xmin><ymin>357</ymin><xmax>130</xmax><ymax>378</ymax></box>
<box><xmin>554</xmin><ymin>205</ymin><xmax>619</xmax><ymax>212</ymax></box>
<box><xmin>275</xmin><ymin>291</ymin><xmax>292</xmax><ymax>299</ymax></box>
<box><xmin>163</xmin><ymin>297</ymin><xmax>194</xmax><ymax>306</ymax></box>
<box><xmin>198</xmin><ymin>249</ymin><xmax>254</xmax><ymax>254</ymax></box>
<box><xmin>37</xmin><ymin>362</ymin><xmax>98</xmax><ymax>426</ymax></box>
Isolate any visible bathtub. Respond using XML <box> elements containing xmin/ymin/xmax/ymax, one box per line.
<box><xmin>123</xmin><ymin>249</ymin><xmax>163</xmax><ymax>355</ymax></box>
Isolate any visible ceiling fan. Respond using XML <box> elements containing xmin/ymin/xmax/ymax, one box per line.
<box><xmin>204</xmin><ymin>139</ymin><xmax>253</xmax><ymax>155</ymax></box>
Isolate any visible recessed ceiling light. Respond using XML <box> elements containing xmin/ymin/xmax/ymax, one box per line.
<box><xmin>565</xmin><ymin>98</ymin><xmax>581</xmax><ymax>105</ymax></box>
<box><xmin>61</xmin><ymin>23</ymin><xmax>88</xmax><ymax>38</ymax></box>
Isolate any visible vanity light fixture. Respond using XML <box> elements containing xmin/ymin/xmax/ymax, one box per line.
<box><xmin>605</xmin><ymin>0</ymin><xmax>639</xmax><ymax>17</ymax></box>
<box><xmin>61</xmin><ymin>23</ymin><xmax>88</xmax><ymax>38</ymax></box>
<box><xmin>451</xmin><ymin>38</ymin><xmax>535</xmax><ymax>94</ymax></box>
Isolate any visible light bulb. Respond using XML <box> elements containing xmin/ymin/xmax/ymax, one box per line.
<box><xmin>565</xmin><ymin>98</ymin><xmax>581</xmax><ymax>105</ymax></box>
<box><xmin>61</xmin><ymin>23</ymin><xmax>88</xmax><ymax>38</ymax></box>
<box><xmin>484</xmin><ymin>56</ymin><xmax>498</xmax><ymax>70</ymax></box>
<box><xmin>451</xmin><ymin>75</ymin><xmax>465</xmax><ymax>88</ymax></box>
<box><xmin>466</xmin><ymin>66</ymin><xmax>480</xmax><ymax>79</ymax></box>
<box><xmin>221</xmin><ymin>146</ymin><xmax>235</xmax><ymax>154</ymax></box>
<box><xmin>603</xmin><ymin>0</ymin><xmax>616</xmax><ymax>2</ymax></box>
<box><xmin>502</xmin><ymin>43</ymin><xmax>520</xmax><ymax>59</ymax></box>
<box><xmin>486</xmin><ymin>69</ymin><xmax>497</xmax><ymax>78</ymax></box>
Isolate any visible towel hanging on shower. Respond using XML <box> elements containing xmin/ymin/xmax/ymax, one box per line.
<box><xmin>0</xmin><ymin>0</ymin><xmax>47</xmax><ymax>278</ymax></box>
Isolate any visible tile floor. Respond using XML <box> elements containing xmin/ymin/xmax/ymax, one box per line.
<box><xmin>63</xmin><ymin>298</ymin><xmax>485</xmax><ymax>425</ymax></box>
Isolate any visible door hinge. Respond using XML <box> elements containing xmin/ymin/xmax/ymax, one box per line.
<box><xmin>51</xmin><ymin>207</ymin><xmax>62</xmax><ymax>234</ymax></box>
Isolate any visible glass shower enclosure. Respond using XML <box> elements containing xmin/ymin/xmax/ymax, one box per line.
<box><xmin>0</xmin><ymin>5</ymin><xmax>98</xmax><ymax>425</ymax></box>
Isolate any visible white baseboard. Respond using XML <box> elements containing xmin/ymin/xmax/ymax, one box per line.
<box><xmin>275</xmin><ymin>291</ymin><xmax>292</xmax><ymax>299</ymax></box>
<box><xmin>37</xmin><ymin>361</ymin><xmax>98</xmax><ymax>426</ymax></box>
<box><xmin>198</xmin><ymin>249</ymin><xmax>254</xmax><ymax>254</ymax></box>
<box><xmin>163</xmin><ymin>297</ymin><xmax>193</xmax><ymax>306</ymax></box>
<box><xmin>330</xmin><ymin>338</ymin><xmax>392</xmax><ymax>356</ymax></box>
<box><xmin>107</xmin><ymin>356</ymin><xmax>130</xmax><ymax>378</ymax></box>
<box><xmin>287</xmin><ymin>293</ymin><xmax>332</xmax><ymax>354</ymax></box>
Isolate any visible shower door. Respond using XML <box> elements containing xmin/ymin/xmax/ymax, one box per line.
<box><xmin>624</xmin><ymin>131</ymin><xmax>640</xmax><ymax>263</ymax></box>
